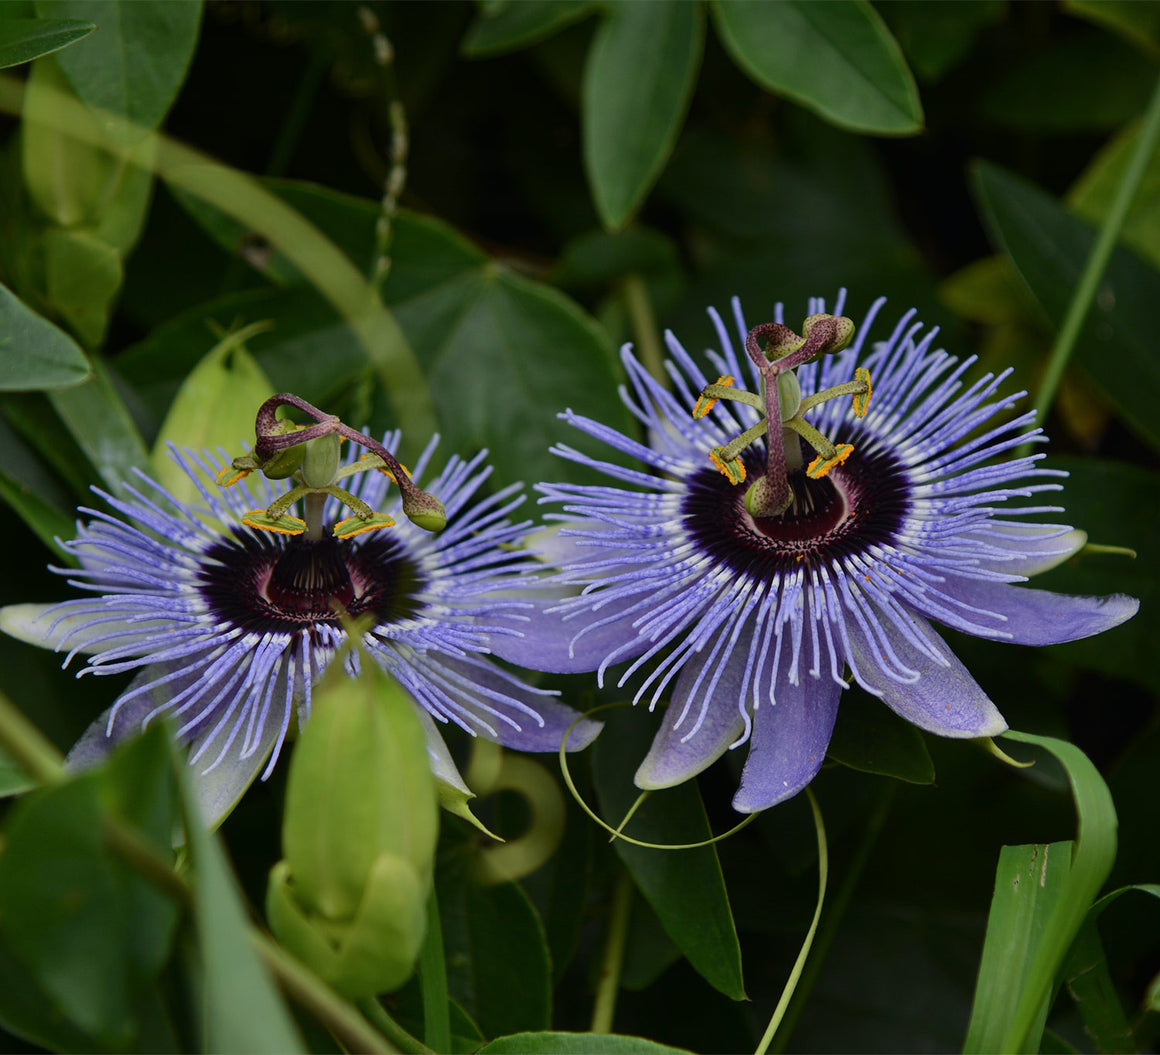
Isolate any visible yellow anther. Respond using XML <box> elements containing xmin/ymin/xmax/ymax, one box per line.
<box><xmin>806</xmin><ymin>444</ymin><xmax>854</xmax><ymax>480</ymax></box>
<box><xmin>216</xmin><ymin>466</ymin><xmax>251</xmax><ymax>487</ymax></box>
<box><xmin>242</xmin><ymin>510</ymin><xmax>307</xmax><ymax>536</ymax></box>
<box><xmin>852</xmin><ymin>368</ymin><xmax>872</xmax><ymax>418</ymax></box>
<box><xmin>333</xmin><ymin>513</ymin><xmax>396</xmax><ymax>539</ymax></box>
<box><xmin>693</xmin><ymin>376</ymin><xmax>734</xmax><ymax>419</ymax></box>
<box><xmin>709</xmin><ymin>447</ymin><xmax>747</xmax><ymax>485</ymax></box>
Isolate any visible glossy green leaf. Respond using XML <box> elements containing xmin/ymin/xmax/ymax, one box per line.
<box><xmin>173</xmin><ymin>736</ymin><xmax>305</xmax><ymax>1054</ymax></box>
<box><xmin>47</xmin><ymin>355</ymin><xmax>150</xmax><ymax>493</ymax></box>
<box><xmin>34</xmin><ymin>0</ymin><xmax>202</xmax><ymax>129</ymax></box>
<box><xmin>825</xmin><ymin>690</ymin><xmax>935</xmax><ymax>784</ymax></box>
<box><xmin>1064</xmin><ymin>0</ymin><xmax>1160</xmax><ymax>59</ymax></box>
<box><xmin>1069</xmin><ymin>118</ymin><xmax>1160</xmax><ymax>270</ymax></box>
<box><xmin>0</xmin><ymin>724</ymin><xmax>179</xmax><ymax>1051</ymax></box>
<box><xmin>0</xmin><ymin>279</ymin><xmax>91</xmax><ymax>390</ymax></box>
<box><xmin>1061</xmin><ymin>922</ymin><xmax>1134</xmax><ymax>1054</ymax></box>
<box><xmin>964</xmin><ymin>730</ymin><xmax>1118</xmax><ymax>1054</ymax></box>
<box><xmin>711</xmin><ymin>0</ymin><xmax>922</xmax><ymax>135</ymax></box>
<box><xmin>0</xmin><ymin>16</ymin><xmax>93</xmax><ymax>69</ymax></box>
<box><xmin>582</xmin><ymin>1</ymin><xmax>704</xmax><ymax>229</ymax></box>
<box><xmin>150</xmin><ymin>325</ymin><xmax>274</xmax><ymax>506</ymax></box>
<box><xmin>478</xmin><ymin>1032</ymin><xmax>693</xmax><ymax>1055</ymax></box>
<box><xmin>971</xmin><ymin>159</ymin><xmax>1160</xmax><ymax>451</ymax></box>
<box><xmin>462</xmin><ymin>0</ymin><xmax>595</xmax><ymax>56</ymax></box>
<box><xmin>394</xmin><ymin>263</ymin><xmax>628</xmax><ymax>490</ymax></box>
<box><xmin>591</xmin><ymin>707</ymin><xmax>745</xmax><ymax>1001</ymax></box>
<box><xmin>1033</xmin><ymin>457</ymin><xmax>1160</xmax><ymax>693</ymax></box>
<box><xmin>437</xmin><ymin>874</ymin><xmax>552</xmax><ymax>1039</ymax></box>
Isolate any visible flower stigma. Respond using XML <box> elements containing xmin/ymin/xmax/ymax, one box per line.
<box><xmin>694</xmin><ymin>313</ymin><xmax>870</xmax><ymax>518</ymax></box>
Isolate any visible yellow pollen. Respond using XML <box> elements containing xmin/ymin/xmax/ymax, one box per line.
<box><xmin>333</xmin><ymin>514</ymin><xmax>396</xmax><ymax>538</ymax></box>
<box><xmin>852</xmin><ymin>368</ymin><xmax>872</xmax><ymax>417</ymax></box>
<box><xmin>806</xmin><ymin>444</ymin><xmax>854</xmax><ymax>479</ymax></box>
<box><xmin>242</xmin><ymin>511</ymin><xmax>307</xmax><ymax>536</ymax></box>
<box><xmin>693</xmin><ymin>376</ymin><xmax>734</xmax><ymax>418</ymax></box>
<box><xmin>216</xmin><ymin>466</ymin><xmax>251</xmax><ymax>487</ymax></box>
<box><xmin>709</xmin><ymin>446</ymin><xmax>746</xmax><ymax>484</ymax></box>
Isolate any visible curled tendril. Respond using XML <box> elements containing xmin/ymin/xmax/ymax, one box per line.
<box><xmin>558</xmin><ymin>702</ymin><xmax>760</xmax><ymax>850</ymax></box>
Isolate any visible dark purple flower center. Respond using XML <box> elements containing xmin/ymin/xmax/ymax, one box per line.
<box><xmin>199</xmin><ymin>532</ymin><xmax>426</xmax><ymax>635</ymax></box>
<box><xmin>683</xmin><ymin>438</ymin><xmax>910</xmax><ymax>578</ymax></box>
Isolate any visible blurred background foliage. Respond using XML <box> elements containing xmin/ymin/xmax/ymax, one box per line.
<box><xmin>0</xmin><ymin>0</ymin><xmax>1158</xmax><ymax>1052</ymax></box>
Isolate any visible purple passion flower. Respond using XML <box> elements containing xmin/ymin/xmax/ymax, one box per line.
<box><xmin>491</xmin><ymin>292</ymin><xmax>1138</xmax><ymax>813</ymax></box>
<box><xmin>0</xmin><ymin>436</ymin><xmax>599</xmax><ymax>826</ymax></box>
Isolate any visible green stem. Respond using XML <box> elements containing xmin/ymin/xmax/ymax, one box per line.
<box><xmin>1023</xmin><ymin>70</ymin><xmax>1160</xmax><ymax>455</ymax></box>
<box><xmin>754</xmin><ymin>788</ymin><xmax>828</xmax><ymax>1055</ymax></box>
<box><xmin>590</xmin><ymin>869</ymin><xmax>633</xmax><ymax>1034</ymax></box>
<box><xmin>621</xmin><ymin>273</ymin><xmax>666</xmax><ymax>385</ymax></box>
<box><xmin>0</xmin><ymin>690</ymin><xmax>65</xmax><ymax>784</ymax></box>
<box><xmin>767</xmin><ymin>782</ymin><xmax>895</xmax><ymax>1054</ymax></box>
<box><xmin>358</xmin><ymin>997</ymin><xmax>433</xmax><ymax>1055</ymax></box>
<box><xmin>418</xmin><ymin>887</ymin><xmax>451</xmax><ymax>1054</ymax></box>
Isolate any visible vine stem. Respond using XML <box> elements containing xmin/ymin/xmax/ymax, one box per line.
<box><xmin>590</xmin><ymin>869</ymin><xmax>634</xmax><ymax>1034</ymax></box>
<box><xmin>1021</xmin><ymin>69</ymin><xmax>1160</xmax><ymax>456</ymax></box>
<box><xmin>754</xmin><ymin>788</ymin><xmax>828</xmax><ymax>1055</ymax></box>
<box><xmin>768</xmin><ymin>781</ymin><xmax>895</xmax><ymax>1053</ymax></box>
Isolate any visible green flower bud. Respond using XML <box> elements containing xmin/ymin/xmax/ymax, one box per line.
<box><xmin>266</xmin><ymin>654</ymin><xmax>439</xmax><ymax>998</ymax></box>
<box><xmin>300</xmin><ymin>431</ymin><xmax>341</xmax><ymax>490</ymax></box>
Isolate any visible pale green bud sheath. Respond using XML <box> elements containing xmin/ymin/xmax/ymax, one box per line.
<box><xmin>267</xmin><ymin>642</ymin><xmax>439</xmax><ymax>999</ymax></box>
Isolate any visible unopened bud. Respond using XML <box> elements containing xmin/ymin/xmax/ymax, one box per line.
<box><xmin>266</xmin><ymin>655</ymin><xmax>438</xmax><ymax>997</ymax></box>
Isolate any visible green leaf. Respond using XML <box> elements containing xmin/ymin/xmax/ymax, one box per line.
<box><xmin>437</xmin><ymin>873</ymin><xmax>552</xmax><ymax>1040</ymax></box>
<box><xmin>173</xmin><ymin>736</ymin><xmax>305</xmax><ymax>1054</ymax></box>
<box><xmin>48</xmin><ymin>354</ymin><xmax>150</xmax><ymax>493</ymax></box>
<box><xmin>1032</xmin><ymin>457</ymin><xmax>1160</xmax><ymax>693</ymax></box>
<box><xmin>0</xmin><ymin>741</ymin><xmax>37</xmax><ymax>797</ymax></box>
<box><xmin>1061</xmin><ymin>922</ymin><xmax>1135</xmax><ymax>1054</ymax></box>
<box><xmin>591</xmin><ymin>707</ymin><xmax>745</xmax><ymax>1001</ymax></box>
<box><xmin>0</xmin><ymin>724</ymin><xmax>180</xmax><ymax>1051</ymax></box>
<box><xmin>582</xmin><ymin>1</ymin><xmax>704</xmax><ymax>229</ymax></box>
<box><xmin>0</xmin><ymin>16</ymin><xmax>93</xmax><ymax>68</ymax></box>
<box><xmin>963</xmin><ymin>842</ymin><xmax>1074</xmax><ymax>1055</ymax></box>
<box><xmin>711</xmin><ymin>0</ymin><xmax>923</xmax><ymax>136</ymax></box>
<box><xmin>0</xmin><ymin>279</ymin><xmax>91</xmax><ymax>390</ymax></box>
<box><xmin>975</xmin><ymin>29</ymin><xmax>1155</xmax><ymax>133</ymax></box>
<box><xmin>971</xmin><ymin>159</ymin><xmax>1160</xmax><ymax>451</ymax></box>
<box><xmin>34</xmin><ymin>0</ymin><xmax>202</xmax><ymax>129</ymax></box>
<box><xmin>1064</xmin><ymin>0</ymin><xmax>1160</xmax><ymax>59</ymax></box>
<box><xmin>825</xmin><ymin>690</ymin><xmax>935</xmax><ymax>784</ymax></box>
<box><xmin>40</xmin><ymin>226</ymin><xmax>123</xmax><ymax>348</ymax></box>
<box><xmin>395</xmin><ymin>263</ymin><xmax>629</xmax><ymax>491</ymax></box>
<box><xmin>150</xmin><ymin>324</ymin><xmax>275</xmax><ymax>506</ymax></box>
<box><xmin>478</xmin><ymin>1033</ymin><xmax>694</xmax><ymax>1055</ymax></box>
<box><xmin>1069</xmin><ymin>118</ymin><xmax>1160</xmax><ymax>271</ymax></box>
<box><xmin>963</xmin><ymin>731</ymin><xmax>1118</xmax><ymax>1054</ymax></box>
<box><xmin>876</xmin><ymin>0</ymin><xmax>1002</xmax><ymax>83</ymax></box>
<box><xmin>462</xmin><ymin>0</ymin><xmax>595</xmax><ymax>56</ymax></box>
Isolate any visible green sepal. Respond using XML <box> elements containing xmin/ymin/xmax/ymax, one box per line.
<box><xmin>266</xmin><ymin>854</ymin><xmax>427</xmax><ymax>999</ymax></box>
<box><xmin>437</xmin><ymin>779</ymin><xmax>502</xmax><ymax>841</ymax></box>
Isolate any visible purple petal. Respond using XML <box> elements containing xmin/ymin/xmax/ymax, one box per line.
<box><xmin>486</xmin><ymin>594</ymin><xmax>650</xmax><ymax>674</ymax></box>
<box><xmin>67</xmin><ymin>663</ymin><xmax>285</xmax><ymax>830</ymax></box>
<box><xmin>845</xmin><ymin>609</ymin><xmax>1007</xmax><ymax>738</ymax></box>
<box><xmin>731</xmin><ymin>672</ymin><xmax>842</xmax><ymax>813</ymax></box>
<box><xmin>437</xmin><ymin>655</ymin><xmax>602</xmax><ymax>752</ymax></box>
<box><xmin>634</xmin><ymin>644</ymin><xmax>747</xmax><ymax>790</ymax></box>
<box><xmin>961</xmin><ymin>526</ymin><xmax>1087</xmax><ymax>576</ymax></box>
<box><xmin>936</xmin><ymin>574</ymin><xmax>1139</xmax><ymax>645</ymax></box>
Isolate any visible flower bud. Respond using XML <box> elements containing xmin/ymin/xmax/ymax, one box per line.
<box><xmin>265</xmin><ymin>654</ymin><xmax>439</xmax><ymax>998</ymax></box>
